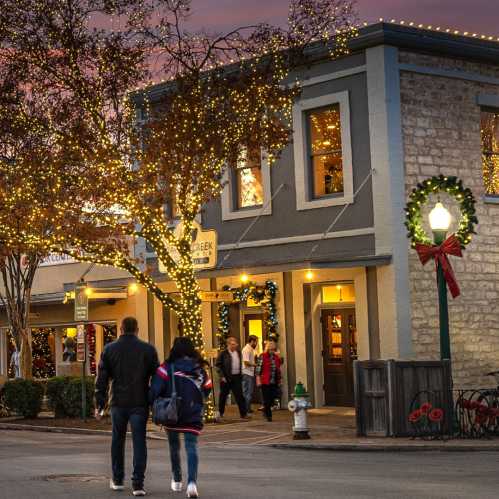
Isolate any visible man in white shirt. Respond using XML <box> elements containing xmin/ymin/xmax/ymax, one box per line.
<box><xmin>241</xmin><ymin>335</ymin><xmax>258</xmax><ymax>414</ymax></box>
<box><xmin>215</xmin><ymin>336</ymin><xmax>248</xmax><ymax>419</ymax></box>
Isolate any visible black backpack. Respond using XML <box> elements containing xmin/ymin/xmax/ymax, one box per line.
<box><xmin>152</xmin><ymin>363</ymin><xmax>181</xmax><ymax>426</ymax></box>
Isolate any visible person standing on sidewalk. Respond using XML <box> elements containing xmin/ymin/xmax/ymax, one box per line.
<box><xmin>256</xmin><ymin>339</ymin><xmax>282</xmax><ymax>422</ymax></box>
<box><xmin>149</xmin><ymin>337</ymin><xmax>212</xmax><ymax>499</ymax></box>
<box><xmin>215</xmin><ymin>336</ymin><xmax>248</xmax><ymax>419</ymax></box>
<box><xmin>241</xmin><ymin>335</ymin><xmax>259</xmax><ymax>414</ymax></box>
<box><xmin>95</xmin><ymin>316</ymin><xmax>159</xmax><ymax>497</ymax></box>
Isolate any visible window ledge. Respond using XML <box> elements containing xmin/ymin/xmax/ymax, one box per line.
<box><xmin>484</xmin><ymin>195</ymin><xmax>499</xmax><ymax>204</ymax></box>
<box><xmin>297</xmin><ymin>194</ymin><xmax>354</xmax><ymax>211</ymax></box>
<box><xmin>221</xmin><ymin>204</ymin><xmax>272</xmax><ymax>220</ymax></box>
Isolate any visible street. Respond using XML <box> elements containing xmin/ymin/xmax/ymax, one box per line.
<box><xmin>1</xmin><ymin>431</ymin><xmax>498</xmax><ymax>499</ymax></box>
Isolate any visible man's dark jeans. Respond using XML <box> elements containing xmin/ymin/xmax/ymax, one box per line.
<box><xmin>111</xmin><ymin>406</ymin><xmax>148</xmax><ymax>486</ymax></box>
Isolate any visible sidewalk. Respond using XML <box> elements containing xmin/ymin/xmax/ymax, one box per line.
<box><xmin>2</xmin><ymin>405</ymin><xmax>499</xmax><ymax>451</ymax></box>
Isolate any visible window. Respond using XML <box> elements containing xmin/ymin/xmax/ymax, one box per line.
<box><xmin>481</xmin><ymin>109</ymin><xmax>499</xmax><ymax>196</ymax></box>
<box><xmin>307</xmin><ymin>105</ymin><xmax>344</xmax><ymax>198</ymax></box>
<box><xmin>293</xmin><ymin>91</ymin><xmax>353</xmax><ymax>210</ymax></box>
<box><xmin>234</xmin><ymin>148</ymin><xmax>264</xmax><ymax>209</ymax></box>
<box><xmin>322</xmin><ymin>282</ymin><xmax>355</xmax><ymax>304</ymax></box>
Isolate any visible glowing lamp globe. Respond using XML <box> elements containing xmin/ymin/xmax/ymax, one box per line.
<box><xmin>429</xmin><ymin>202</ymin><xmax>451</xmax><ymax>232</ymax></box>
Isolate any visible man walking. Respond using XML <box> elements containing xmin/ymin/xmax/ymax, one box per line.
<box><xmin>95</xmin><ymin>317</ymin><xmax>159</xmax><ymax>496</ymax></box>
<box><xmin>241</xmin><ymin>335</ymin><xmax>258</xmax><ymax>414</ymax></box>
<box><xmin>215</xmin><ymin>336</ymin><xmax>248</xmax><ymax>419</ymax></box>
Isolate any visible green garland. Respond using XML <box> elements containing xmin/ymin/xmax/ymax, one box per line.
<box><xmin>405</xmin><ymin>175</ymin><xmax>478</xmax><ymax>248</ymax></box>
<box><xmin>216</xmin><ymin>280</ymin><xmax>279</xmax><ymax>350</ymax></box>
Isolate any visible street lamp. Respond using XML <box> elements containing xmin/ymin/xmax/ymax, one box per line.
<box><xmin>429</xmin><ymin>202</ymin><xmax>452</xmax><ymax>360</ymax></box>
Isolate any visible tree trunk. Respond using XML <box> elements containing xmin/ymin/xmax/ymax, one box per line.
<box><xmin>19</xmin><ymin>330</ymin><xmax>33</xmax><ymax>379</ymax></box>
<box><xmin>173</xmin><ymin>259</ymin><xmax>215</xmax><ymax>421</ymax></box>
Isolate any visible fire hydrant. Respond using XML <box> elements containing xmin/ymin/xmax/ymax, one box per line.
<box><xmin>288</xmin><ymin>382</ymin><xmax>312</xmax><ymax>439</ymax></box>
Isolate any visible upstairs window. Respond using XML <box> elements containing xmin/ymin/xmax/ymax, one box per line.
<box><xmin>307</xmin><ymin>104</ymin><xmax>344</xmax><ymax>199</ymax></box>
<box><xmin>481</xmin><ymin>108</ymin><xmax>499</xmax><ymax>196</ymax></box>
<box><xmin>233</xmin><ymin>148</ymin><xmax>264</xmax><ymax>209</ymax></box>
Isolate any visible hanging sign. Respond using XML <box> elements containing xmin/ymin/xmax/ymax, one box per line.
<box><xmin>159</xmin><ymin>221</ymin><xmax>217</xmax><ymax>273</ymax></box>
<box><xmin>199</xmin><ymin>290</ymin><xmax>234</xmax><ymax>302</ymax></box>
<box><xmin>74</xmin><ymin>283</ymin><xmax>89</xmax><ymax>322</ymax></box>
<box><xmin>76</xmin><ymin>324</ymin><xmax>86</xmax><ymax>363</ymax></box>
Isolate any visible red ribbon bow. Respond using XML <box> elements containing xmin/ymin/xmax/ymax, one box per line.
<box><xmin>415</xmin><ymin>234</ymin><xmax>463</xmax><ymax>298</ymax></box>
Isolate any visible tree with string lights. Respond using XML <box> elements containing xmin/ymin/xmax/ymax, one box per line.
<box><xmin>0</xmin><ymin>1</ymin><xmax>357</xmax><ymax>394</ymax></box>
<box><xmin>0</xmin><ymin>52</ymin><xmax>128</xmax><ymax>378</ymax></box>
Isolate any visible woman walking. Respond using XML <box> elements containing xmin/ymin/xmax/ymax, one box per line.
<box><xmin>255</xmin><ymin>339</ymin><xmax>282</xmax><ymax>422</ymax></box>
<box><xmin>150</xmin><ymin>337</ymin><xmax>212</xmax><ymax>498</ymax></box>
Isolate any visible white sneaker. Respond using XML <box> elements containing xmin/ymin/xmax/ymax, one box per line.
<box><xmin>110</xmin><ymin>479</ymin><xmax>124</xmax><ymax>491</ymax></box>
<box><xmin>186</xmin><ymin>482</ymin><xmax>199</xmax><ymax>498</ymax></box>
<box><xmin>132</xmin><ymin>486</ymin><xmax>146</xmax><ymax>496</ymax></box>
<box><xmin>171</xmin><ymin>479</ymin><xmax>183</xmax><ymax>492</ymax></box>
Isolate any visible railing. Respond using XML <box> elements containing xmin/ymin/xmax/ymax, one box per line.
<box><xmin>454</xmin><ymin>388</ymin><xmax>499</xmax><ymax>439</ymax></box>
<box><xmin>407</xmin><ymin>388</ymin><xmax>499</xmax><ymax>440</ymax></box>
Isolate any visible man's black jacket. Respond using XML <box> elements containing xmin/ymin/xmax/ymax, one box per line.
<box><xmin>95</xmin><ymin>334</ymin><xmax>159</xmax><ymax>410</ymax></box>
<box><xmin>215</xmin><ymin>348</ymin><xmax>242</xmax><ymax>382</ymax></box>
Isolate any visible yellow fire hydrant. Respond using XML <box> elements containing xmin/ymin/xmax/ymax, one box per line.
<box><xmin>288</xmin><ymin>382</ymin><xmax>312</xmax><ymax>439</ymax></box>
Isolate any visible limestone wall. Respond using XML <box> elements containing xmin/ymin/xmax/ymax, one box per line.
<box><xmin>399</xmin><ymin>51</ymin><xmax>499</xmax><ymax>388</ymax></box>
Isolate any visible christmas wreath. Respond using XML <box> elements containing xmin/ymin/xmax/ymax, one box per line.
<box><xmin>404</xmin><ymin>175</ymin><xmax>478</xmax><ymax>248</ymax></box>
<box><xmin>405</xmin><ymin>175</ymin><xmax>479</xmax><ymax>299</ymax></box>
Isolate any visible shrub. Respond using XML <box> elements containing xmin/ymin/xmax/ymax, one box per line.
<box><xmin>61</xmin><ymin>377</ymin><xmax>95</xmax><ymax>418</ymax></box>
<box><xmin>0</xmin><ymin>389</ymin><xmax>9</xmax><ymax>417</ymax></box>
<box><xmin>46</xmin><ymin>376</ymin><xmax>71</xmax><ymax>418</ymax></box>
<box><xmin>3</xmin><ymin>379</ymin><xmax>44</xmax><ymax>418</ymax></box>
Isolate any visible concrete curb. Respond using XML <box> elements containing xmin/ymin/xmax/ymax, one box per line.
<box><xmin>2</xmin><ymin>423</ymin><xmax>499</xmax><ymax>451</ymax></box>
<box><xmin>270</xmin><ymin>442</ymin><xmax>499</xmax><ymax>452</ymax></box>
<box><xmin>0</xmin><ymin>422</ymin><xmax>169</xmax><ymax>440</ymax></box>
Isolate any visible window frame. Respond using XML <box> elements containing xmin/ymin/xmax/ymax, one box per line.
<box><xmin>221</xmin><ymin>150</ymin><xmax>272</xmax><ymax>221</ymax></box>
<box><xmin>293</xmin><ymin>91</ymin><xmax>354</xmax><ymax>210</ymax></box>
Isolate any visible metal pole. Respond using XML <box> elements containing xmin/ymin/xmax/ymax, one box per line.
<box><xmin>81</xmin><ymin>331</ymin><xmax>87</xmax><ymax>421</ymax></box>
<box><xmin>436</xmin><ymin>262</ymin><xmax>451</xmax><ymax>360</ymax></box>
<box><xmin>433</xmin><ymin>230</ymin><xmax>451</xmax><ymax>361</ymax></box>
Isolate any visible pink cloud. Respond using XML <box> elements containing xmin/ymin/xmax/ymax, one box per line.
<box><xmin>185</xmin><ymin>0</ymin><xmax>498</xmax><ymax>37</ymax></box>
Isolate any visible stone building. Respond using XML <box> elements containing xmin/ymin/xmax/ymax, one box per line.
<box><xmin>1</xmin><ymin>22</ymin><xmax>498</xmax><ymax>402</ymax></box>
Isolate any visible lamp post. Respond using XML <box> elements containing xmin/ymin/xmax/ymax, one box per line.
<box><xmin>429</xmin><ymin>202</ymin><xmax>452</xmax><ymax>360</ymax></box>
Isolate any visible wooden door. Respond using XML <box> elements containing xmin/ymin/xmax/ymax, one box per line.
<box><xmin>322</xmin><ymin>308</ymin><xmax>357</xmax><ymax>406</ymax></box>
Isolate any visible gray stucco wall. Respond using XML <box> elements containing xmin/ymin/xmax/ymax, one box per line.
<box><xmin>202</xmin><ymin>51</ymin><xmax>374</xmax><ymax>268</ymax></box>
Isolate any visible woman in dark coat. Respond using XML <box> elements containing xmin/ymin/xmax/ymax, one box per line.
<box><xmin>149</xmin><ymin>337</ymin><xmax>212</xmax><ymax>498</ymax></box>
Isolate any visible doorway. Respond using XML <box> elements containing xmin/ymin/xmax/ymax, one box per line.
<box><xmin>243</xmin><ymin>313</ymin><xmax>264</xmax><ymax>352</ymax></box>
<box><xmin>321</xmin><ymin>308</ymin><xmax>357</xmax><ymax>406</ymax></box>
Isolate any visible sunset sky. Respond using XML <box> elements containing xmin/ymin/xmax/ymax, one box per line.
<box><xmin>185</xmin><ymin>0</ymin><xmax>499</xmax><ymax>37</ymax></box>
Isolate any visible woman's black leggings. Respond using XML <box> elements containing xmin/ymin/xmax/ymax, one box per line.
<box><xmin>261</xmin><ymin>384</ymin><xmax>279</xmax><ymax>420</ymax></box>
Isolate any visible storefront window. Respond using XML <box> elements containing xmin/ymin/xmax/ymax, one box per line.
<box><xmin>322</xmin><ymin>282</ymin><xmax>355</xmax><ymax>304</ymax></box>
<box><xmin>234</xmin><ymin>148</ymin><xmax>264</xmax><ymax>209</ymax></box>
<box><xmin>62</xmin><ymin>327</ymin><xmax>78</xmax><ymax>363</ymax></box>
<box><xmin>307</xmin><ymin>105</ymin><xmax>344</xmax><ymax>198</ymax></box>
<box><xmin>481</xmin><ymin>109</ymin><xmax>499</xmax><ymax>196</ymax></box>
<box><xmin>32</xmin><ymin>328</ymin><xmax>56</xmax><ymax>379</ymax></box>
